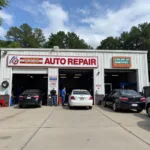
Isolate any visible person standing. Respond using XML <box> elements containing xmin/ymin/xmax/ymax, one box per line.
<box><xmin>50</xmin><ymin>88</ymin><xmax>57</xmax><ymax>106</ymax></box>
<box><xmin>61</xmin><ymin>87</ymin><xmax>66</xmax><ymax>106</ymax></box>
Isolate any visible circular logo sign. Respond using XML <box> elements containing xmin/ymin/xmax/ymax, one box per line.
<box><xmin>12</xmin><ymin>58</ymin><xmax>19</xmax><ymax>65</ymax></box>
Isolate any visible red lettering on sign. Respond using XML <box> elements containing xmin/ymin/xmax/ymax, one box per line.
<box><xmin>45</xmin><ymin>58</ymin><xmax>50</xmax><ymax>64</ymax></box>
<box><xmin>79</xmin><ymin>59</ymin><xmax>83</xmax><ymax>65</ymax></box>
<box><xmin>50</xmin><ymin>58</ymin><xmax>55</xmax><ymax>64</ymax></box>
<box><xmin>60</xmin><ymin>58</ymin><xmax>66</xmax><ymax>64</ymax></box>
<box><xmin>91</xmin><ymin>59</ymin><xmax>96</xmax><ymax>65</ymax></box>
<box><xmin>83</xmin><ymin>59</ymin><xmax>88</xmax><ymax>65</ymax></box>
<box><xmin>55</xmin><ymin>58</ymin><xmax>60</xmax><ymax>64</ymax></box>
<box><xmin>74</xmin><ymin>59</ymin><xmax>78</xmax><ymax>65</ymax></box>
<box><xmin>68</xmin><ymin>58</ymin><xmax>73</xmax><ymax>64</ymax></box>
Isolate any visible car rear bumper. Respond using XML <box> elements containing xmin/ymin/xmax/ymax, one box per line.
<box><xmin>69</xmin><ymin>100</ymin><xmax>93</xmax><ymax>107</ymax></box>
<box><xmin>19</xmin><ymin>100</ymin><xmax>40</xmax><ymax>106</ymax></box>
<box><xmin>119</xmin><ymin>101</ymin><xmax>145</xmax><ymax>110</ymax></box>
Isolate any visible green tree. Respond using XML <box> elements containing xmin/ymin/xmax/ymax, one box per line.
<box><xmin>97</xmin><ymin>37</ymin><xmax>121</xmax><ymax>49</ymax></box>
<box><xmin>0</xmin><ymin>40</ymin><xmax>21</xmax><ymax>48</ymax></box>
<box><xmin>45</xmin><ymin>31</ymin><xmax>92</xmax><ymax>49</ymax></box>
<box><xmin>6</xmin><ymin>23</ymin><xmax>46</xmax><ymax>48</ymax></box>
<box><xmin>0</xmin><ymin>0</ymin><xmax>9</xmax><ymax>25</ymax></box>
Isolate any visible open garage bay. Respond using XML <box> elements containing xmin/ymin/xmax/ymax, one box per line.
<box><xmin>0</xmin><ymin>106</ymin><xmax>150</xmax><ymax>150</ymax></box>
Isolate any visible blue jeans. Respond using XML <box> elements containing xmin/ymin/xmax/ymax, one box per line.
<box><xmin>62</xmin><ymin>96</ymin><xmax>65</xmax><ymax>106</ymax></box>
<box><xmin>52</xmin><ymin>96</ymin><xmax>57</xmax><ymax>106</ymax></box>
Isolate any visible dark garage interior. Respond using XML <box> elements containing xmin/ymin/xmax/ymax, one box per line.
<box><xmin>59</xmin><ymin>69</ymin><xmax>94</xmax><ymax>103</ymax></box>
<box><xmin>105</xmin><ymin>69</ymin><xmax>138</xmax><ymax>94</ymax></box>
<box><xmin>12</xmin><ymin>74</ymin><xmax>48</xmax><ymax>105</ymax></box>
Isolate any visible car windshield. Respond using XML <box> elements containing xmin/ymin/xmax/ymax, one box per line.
<box><xmin>22</xmin><ymin>90</ymin><xmax>40</xmax><ymax>94</ymax></box>
<box><xmin>120</xmin><ymin>90</ymin><xmax>141</xmax><ymax>96</ymax></box>
<box><xmin>73</xmin><ymin>91</ymin><xmax>90</xmax><ymax>95</ymax></box>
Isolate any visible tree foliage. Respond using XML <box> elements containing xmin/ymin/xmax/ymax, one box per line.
<box><xmin>97</xmin><ymin>22</ymin><xmax>150</xmax><ymax>73</ymax></box>
<box><xmin>97</xmin><ymin>22</ymin><xmax>150</xmax><ymax>51</ymax></box>
<box><xmin>0</xmin><ymin>0</ymin><xmax>9</xmax><ymax>25</ymax></box>
<box><xmin>45</xmin><ymin>31</ymin><xmax>93</xmax><ymax>49</ymax></box>
<box><xmin>6</xmin><ymin>23</ymin><xmax>45</xmax><ymax>48</ymax></box>
<box><xmin>0</xmin><ymin>40</ymin><xmax>21</xmax><ymax>48</ymax></box>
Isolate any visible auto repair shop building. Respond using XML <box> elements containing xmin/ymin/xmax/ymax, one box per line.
<box><xmin>0</xmin><ymin>48</ymin><xmax>149</xmax><ymax>106</ymax></box>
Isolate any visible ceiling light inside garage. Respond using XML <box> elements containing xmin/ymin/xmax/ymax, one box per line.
<box><xmin>74</xmin><ymin>76</ymin><xmax>80</xmax><ymax>78</ymax></box>
<box><xmin>43</xmin><ymin>76</ymin><xmax>48</xmax><ymax>78</ymax></box>
<box><xmin>75</xmin><ymin>74</ymin><xmax>81</xmax><ymax>76</ymax></box>
<box><xmin>112</xmin><ymin>75</ymin><xmax>118</xmax><ymax>76</ymax></box>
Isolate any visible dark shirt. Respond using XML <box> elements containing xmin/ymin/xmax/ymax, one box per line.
<box><xmin>50</xmin><ymin>89</ymin><xmax>56</xmax><ymax>96</ymax></box>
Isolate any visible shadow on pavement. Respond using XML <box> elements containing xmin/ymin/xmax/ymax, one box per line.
<box><xmin>13</xmin><ymin>105</ymin><xmax>40</xmax><ymax>109</ymax></box>
<box><xmin>62</xmin><ymin>105</ymin><xmax>91</xmax><ymax>111</ymax></box>
<box><xmin>134</xmin><ymin>112</ymin><xmax>150</xmax><ymax>132</ymax></box>
<box><xmin>97</xmin><ymin>105</ymin><xmax>140</xmax><ymax>114</ymax></box>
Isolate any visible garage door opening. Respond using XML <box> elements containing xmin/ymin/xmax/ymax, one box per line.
<box><xmin>12</xmin><ymin>74</ymin><xmax>48</xmax><ymax>105</ymax></box>
<box><xmin>105</xmin><ymin>69</ymin><xmax>138</xmax><ymax>94</ymax></box>
<box><xmin>59</xmin><ymin>69</ymin><xmax>94</xmax><ymax>104</ymax></box>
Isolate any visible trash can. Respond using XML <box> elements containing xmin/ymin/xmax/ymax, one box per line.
<box><xmin>58</xmin><ymin>97</ymin><xmax>62</xmax><ymax>105</ymax></box>
<box><xmin>0</xmin><ymin>100</ymin><xmax>5</xmax><ymax>107</ymax></box>
<box><xmin>47</xmin><ymin>95</ymin><xmax>52</xmax><ymax>106</ymax></box>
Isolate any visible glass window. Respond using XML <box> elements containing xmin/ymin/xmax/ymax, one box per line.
<box><xmin>73</xmin><ymin>91</ymin><xmax>90</xmax><ymax>95</ymax></box>
<box><xmin>120</xmin><ymin>90</ymin><xmax>141</xmax><ymax>96</ymax></box>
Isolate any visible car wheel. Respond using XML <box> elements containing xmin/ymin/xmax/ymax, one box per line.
<box><xmin>19</xmin><ymin>105</ymin><xmax>23</xmax><ymax>108</ymax></box>
<box><xmin>102</xmin><ymin>100</ymin><xmax>107</xmax><ymax>107</ymax></box>
<box><xmin>69</xmin><ymin>106</ymin><xmax>73</xmax><ymax>109</ymax></box>
<box><xmin>38</xmin><ymin>101</ymin><xmax>42</xmax><ymax>108</ymax></box>
<box><xmin>0</xmin><ymin>103</ymin><xmax>2</xmax><ymax>107</ymax></box>
<box><xmin>113</xmin><ymin>102</ymin><xmax>118</xmax><ymax>112</ymax></box>
<box><xmin>89</xmin><ymin>106</ymin><xmax>92</xmax><ymax>109</ymax></box>
<box><xmin>147</xmin><ymin>106</ymin><xmax>150</xmax><ymax>117</ymax></box>
<box><xmin>68</xmin><ymin>103</ymin><xmax>72</xmax><ymax>109</ymax></box>
<box><xmin>136</xmin><ymin>108</ymin><xmax>143</xmax><ymax>113</ymax></box>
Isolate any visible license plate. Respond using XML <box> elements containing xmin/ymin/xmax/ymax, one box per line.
<box><xmin>132</xmin><ymin>104</ymin><xmax>138</xmax><ymax>107</ymax></box>
<box><xmin>80</xmin><ymin>98</ymin><xmax>84</xmax><ymax>100</ymax></box>
<box><xmin>27</xmin><ymin>97</ymin><xmax>31</xmax><ymax>99</ymax></box>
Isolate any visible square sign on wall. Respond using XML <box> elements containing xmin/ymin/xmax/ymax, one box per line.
<box><xmin>112</xmin><ymin>56</ymin><xmax>131</xmax><ymax>68</ymax></box>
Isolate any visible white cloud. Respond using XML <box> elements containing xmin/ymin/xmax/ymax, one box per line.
<box><xmin>77</xmin><ymin>8</ymin><xmax>90</xmax><ymax>15</ymax></box>
<box><xmin>0</xmin><ymin>10</ymin><xmax>13</xmax><ymax>25</ymax></box>
<box><xmin>19</xmin><ymin>0</ymin><xmax>150</xmax><ymax>48</ymax></box>
<box><xmin>92</xmin><ymin>1</ymin><xmax>102</xmax><ymax>10</ymax></box>
<box><xmin>0</xmin><ymin>10</ymin><xmax>13</xmax><ymax>38</ymax></box>
<box><xmin>0</xmin><ymin>27</ymin><xmax>6</xmax><ymax>38</ymax></box>
<box><xmin>41</xmin><ymin>1</ymin><xmax>69</xmax><ymax>38</ymax></box>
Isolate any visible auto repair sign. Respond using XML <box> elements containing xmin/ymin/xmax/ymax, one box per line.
<box><xmin>7</xmin><ymin>55</ymin><xmax>98</xmax><ymax>68</ymax></box>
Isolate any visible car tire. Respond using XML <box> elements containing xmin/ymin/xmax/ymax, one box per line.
<box><xmin>19</xmin><ymin>105</ymin><xmax>23</xmax><ymax>108</ymax></box>
<box><xmin>68</xmin><ymin>103</ymin><xmax>72</xmax><ymax>109</ymax></box>
<box><xmin>89</xmin><ymin>106</ymin><xmax>92</xmax><ymax>109</ymax></box>
<box><xmin>147</xmin><ymin>106</ymin><xmax>150</xmax><ymax>117</ymax></box>
<box><xmin>69</xmin><ymin>106</ymin><xmax>73</xmax><ymax>109</ymax></box>
<box><xmin>113</xmin><ymin>102</ymin><xmax>118</xmax><ymax>112</ymax></box>
<box><xmin>136</xmin><ymin>108</ymin><xmax>143</xmax><ymax>113</ymax></box>
<box><xmin>39</xmin><ymin>101</ymin><xmax>42</xmax><ymax>108</ymax></box>
<box><xmin>102</xmin><ymin>100</ymin><xmax>107</xmax><ymax>107</ymax></box>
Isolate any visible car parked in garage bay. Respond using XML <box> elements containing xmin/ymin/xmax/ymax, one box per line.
<box><xmin>19</xmin><ymin>89</ymin><xmax>44</xmax><ymax>108</ymax></box>
<box><xmin>68</xmin><ymin>89</ymin><xmax>93</xmax><ymax>109</ymax></box>
<box><xmin>102</xmin><ymin>89</ymin><xmax>146</xmax><ymax>112</ymax></box>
